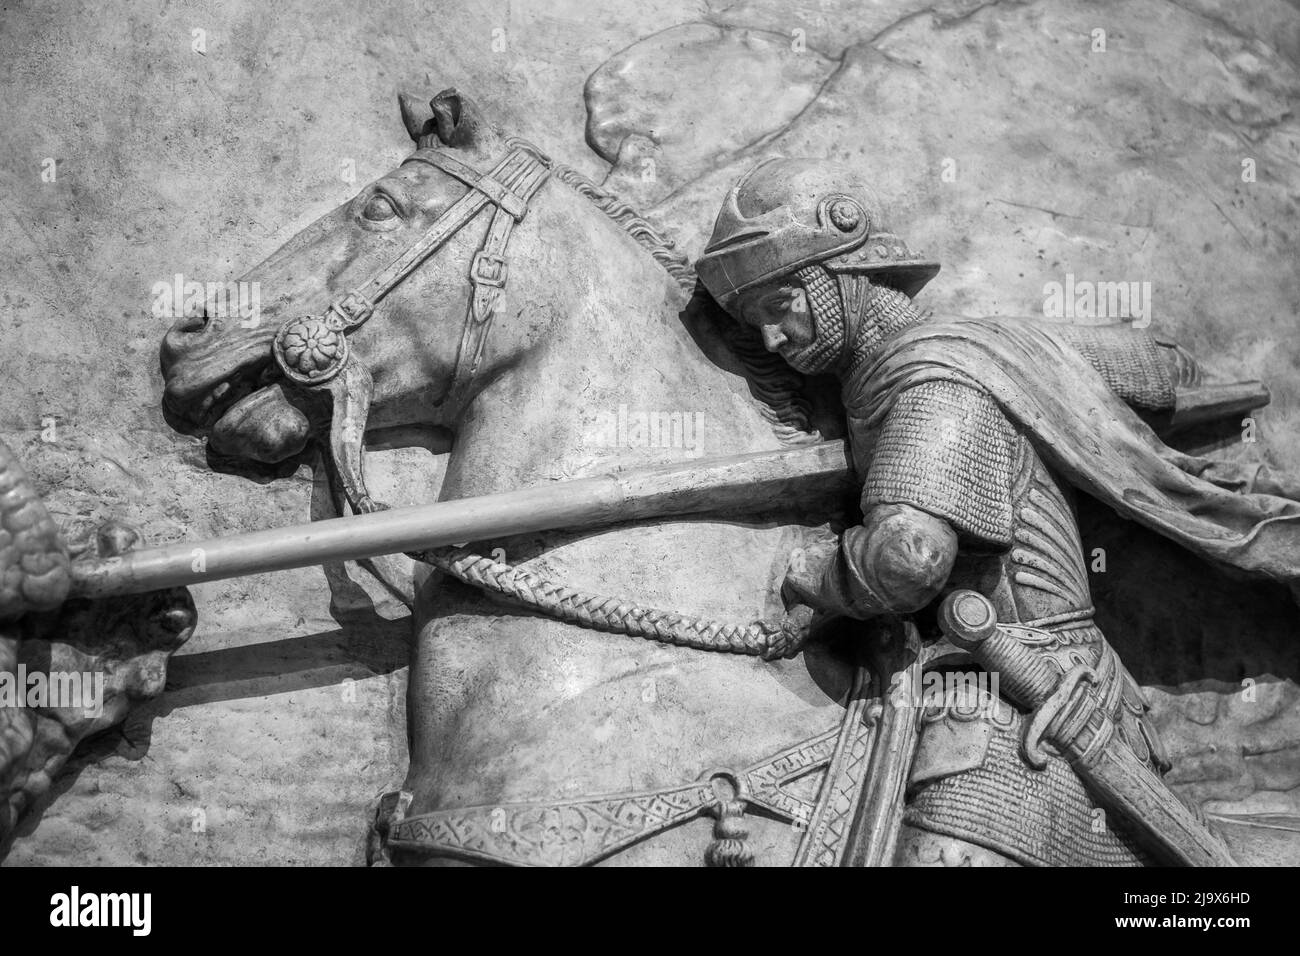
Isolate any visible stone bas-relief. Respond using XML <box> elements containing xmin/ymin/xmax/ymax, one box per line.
<box><xmin>3</xmin><ymin>0</ymin><xmax>1299</xmax><ymax>866</ymax></box>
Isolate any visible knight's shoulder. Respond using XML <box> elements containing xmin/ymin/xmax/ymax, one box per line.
<box><xmin>914</xmin><ymin>313</ymin><xmax>1047</xmax><ymax>333</ymax></box>
<box><xmin>888</xmin><ymin>377</ymin><xmax>1007</xmax><ymax>430</ymax></box>
<box><xmin>861</xmin><ymin>377</ymin><xmax>1019</xmax><ymax>550</ymax></box>
<box><xmin>881</xmin><ymin>313</ymin><xmax>1049</xmax><ymax>349</ymax></box>
<box><xmin>846</xmin><ymin>376</ymin><xmax>1012</xmax><ymax>449</ymax></box>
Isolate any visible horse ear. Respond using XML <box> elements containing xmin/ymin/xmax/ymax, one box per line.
<box><xmin>430</xmin><ymin>88</ymin><xmax>465</xmax><ymax>144</ymax></box>
<box><xmin>399</xmin><ymin>91</ymin><xmax>435</xmax><ymax>142</ymax></box>
<box><xmin>434</xmin><ymin>88</ymin><xmax>499</xmax><ymax>151</ymax></box>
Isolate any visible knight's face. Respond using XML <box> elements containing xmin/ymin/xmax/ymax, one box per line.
<box><xmin>735</xmin><ymin>280</ymin><xmax>815</xmax><ymax>361</ymax></box>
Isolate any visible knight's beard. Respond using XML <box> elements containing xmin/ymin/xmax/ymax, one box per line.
<box><xmin>774</xmin><ymin>317</ymin><xmax>847</xmax><ymax>374</ymax></box>
<box><xmin>769</xmin><ymin>275</ymin><xmax>926</xmax><ymax>376</ymax></box>
<box><xmin>780</xmin><ymin>264</ymin><xmax>850</xmax><ymax>374</ymax></box>
<box><xmin>780</xmin><ymin>335</ymin><xmax>844</xmax><ymax>374</ymax></box>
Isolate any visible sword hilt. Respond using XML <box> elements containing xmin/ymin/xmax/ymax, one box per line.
<box><xmin>937</xmin><ymin>590</ymin><xmax>1058</xmax><ymax>708</ymax></box>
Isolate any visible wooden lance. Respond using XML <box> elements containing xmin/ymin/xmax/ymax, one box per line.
<box><xmin>68</xmin><ymin>441</ymin><xmax>855</xmax><ymax>600</ymax></box>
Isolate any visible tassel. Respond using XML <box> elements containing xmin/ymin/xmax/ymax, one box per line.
<box><xmin>705</xmin><ymin>798</ymin><xmax>754</xmax><ymax>867</ymax></box>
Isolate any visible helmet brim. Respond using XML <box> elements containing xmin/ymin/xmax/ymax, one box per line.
<box><xmin>827</xmin><ymin>259</ymin><xmax>941</xmax><ymax>299</ymax></box>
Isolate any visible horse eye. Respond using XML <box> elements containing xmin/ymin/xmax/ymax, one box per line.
<box><xmin>362</xmin><ymin>194</ymin><xmax>398</xmax><ymax>221</ymax></box>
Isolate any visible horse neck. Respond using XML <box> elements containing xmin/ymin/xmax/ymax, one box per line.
<box><xmin>440</xmin><ymin>283</ymin><xmax>778</xmax><ymax>500</ymax></box>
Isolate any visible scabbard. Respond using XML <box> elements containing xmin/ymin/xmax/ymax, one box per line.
<box><xmin>1075</xmin><ymin>728</ymin><xmax>1236</xmax><ymax>867</ymax></box>
<box><xmin>938</xmin><ymin>590</ymin><xmax>1236</xmax><ymax>867</ymax></box>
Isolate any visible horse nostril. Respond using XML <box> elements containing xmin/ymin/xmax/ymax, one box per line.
<box><xmin>177</xmin><ymin>311</ymin><xmax>209</xmax><ymax>334</ymax></box>
<box><xmin>161</xmin><ymin>312</ymin><xmax>211</xmax><ymax>363</ymax></box>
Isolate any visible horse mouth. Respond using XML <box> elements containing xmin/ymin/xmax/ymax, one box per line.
<box><xmin>164</xmin><ymin>355</ymin><xmax>314</xmax><ymax>465</ymax></box>
<box><xmin>190</xmin><ymin>361</ymin><xmax>278</xmax><ymax>429</ymax></box>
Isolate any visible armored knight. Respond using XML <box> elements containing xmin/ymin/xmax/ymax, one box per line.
<box><xmin>696</xmin><ymin>159</ymin><xmax>1300</xmax><ymax>867</ymax></box>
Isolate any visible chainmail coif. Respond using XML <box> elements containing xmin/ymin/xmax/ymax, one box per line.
<box><xmin>788</xmin><ymin>265</ymin><xmax>932</xmax><ymax>376</ymax></box>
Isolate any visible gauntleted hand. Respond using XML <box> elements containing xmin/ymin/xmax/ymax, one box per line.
<box><xmin>781</xmin><ymin>526</ymin><xmax>841</xmax><ymax>609</ymax></box>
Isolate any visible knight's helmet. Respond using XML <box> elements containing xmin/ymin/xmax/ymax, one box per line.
<box><xmin>695</xmin><ymin>159</ymin><xmax>939</xmax><ymax>314</ymax></box>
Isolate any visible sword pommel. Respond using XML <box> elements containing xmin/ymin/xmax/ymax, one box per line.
<box><xmin>938</xmin><ymin>590</ymin><xmax>998</xmax><ymax>644</ymax></box>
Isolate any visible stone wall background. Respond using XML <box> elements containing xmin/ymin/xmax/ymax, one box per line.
<box><xmin>2</xmin><ymin>0</ymin><xmax>1298</xmax><ymax>864</ymax></box>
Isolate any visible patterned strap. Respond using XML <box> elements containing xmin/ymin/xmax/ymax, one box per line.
<box><xmin>384</xmin><ymin>721</ymin><xmax>857</xmax><ymax>866</ymax></box>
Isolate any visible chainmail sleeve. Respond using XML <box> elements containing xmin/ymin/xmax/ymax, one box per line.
<box><xmin>1056</xmin><ymin>324</ymin><xmax>1176</xmax><ymax>411</ymax></box>
<box><xmin>860</xmin><ymin>381</ymin><xmax>1019</xmax><ymax>551</ymax></box>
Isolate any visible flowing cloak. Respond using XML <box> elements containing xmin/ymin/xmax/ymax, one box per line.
<box><xmin>844</xmin><ymin>315</ymin><xmax>1300</xmax><ymax>587</ymax></box>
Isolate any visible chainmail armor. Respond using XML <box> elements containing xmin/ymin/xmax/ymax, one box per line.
<box><xmin>1059</xmin><ymin>325</ymin><xmax>1176</xmax><ymax>411</ymax></box>
<box><xmin>788</xmin><ymin>264</ymin><xmax>847</xmax><ymax>372</ymax></box>
<box><xmin>862</xmin><ymin>380</ymin><xmax>1019</xmax><ymax>549</ymax></box>
<box><xmin>789</xmin><ymin>267</ymin><xmax>932</xmax><ymax>376</ymax></box>
<box><xmin>905</xmin><ymin>696</ymin><xmax>1156</xmax><ymax>867</ymax></box>
<box><xmin>842</xmin><ymin>278</ymin><xmax>932</xmax><ymax>374</ymax></box>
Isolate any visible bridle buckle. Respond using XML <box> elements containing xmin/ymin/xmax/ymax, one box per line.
<box><xmin>327</xmin><ymin>290</ymin><xmax>376</xmax><ymax>330</ymax></box>
<box><xmin>471</xmin><ymin>251</ymin><xmax>508</xmax><ymax>289</ymax></box>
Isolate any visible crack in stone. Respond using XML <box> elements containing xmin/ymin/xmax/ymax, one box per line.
<box><xmin>1184</xmin><ymin>103</ymin><xmax>1266</xmax><ymax>153</ymax></box>
<box><xmin>699</xmin><ymin>17</ymin><xmax>840</xmax><ymax>59</ymax></box>
<box><xmin>589</xmin><ymin>0</ymin><xmax>1291</xmax><ymax>272</ymax></box>
<box><xmin>636</xmin><ymin>3</ymin><xmax>1041</xmax><ymax>214</ymax></box>
<box><xmin>1201</xmin><ymin>191</ymin><xmax>1254</xmax><ymax>248</ymax></box>
<box><xmin>714</xmin><ymin>54</ymin><xmax>851</xmax><ymax>166</ymax></box>
<box><xmin>702</xmin><ymin>0</ymin><xmax>749</xmax><ymax>17</ymax></box>
<box><xmin>867</xmin><ymin>0</ymin><xmax>1035</xmax><ymax>49</ymax></box>
<box><xmin>644</xmin><ymin>50</ymin><xmax>852</xmax><ymax>212</ymax></box>
<box><xmin>582</xmin><ymin>18</ymin><xmax>839</xmax><ymax>166</ymax></box>
<box><xmin>992</xmin><ymin>196</ymin><xmax>1155</xmax><ymax>232</ymax></box>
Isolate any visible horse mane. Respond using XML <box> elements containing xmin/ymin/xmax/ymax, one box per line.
<box><xmin>551</xmin><ymin>164</ymin><xmax>822</xmax><ymax>446</ymax></box>
<box><xmin>551</xmin><ymin>164</ymin><xmax>695</xmax><ymax>288</ymax></box>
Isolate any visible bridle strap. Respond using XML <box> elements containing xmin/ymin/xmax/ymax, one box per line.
<box><xmin>435</xmin><ymin>142</ymin><xmax>551</xmax><ymax>406</ymax></box>
<box><xmin>322</xmin><ymin>148</ymin><xmax>532</xmax><ymax>333</ymax></box>
<box><xmin>404</xmin><ymin>149</ymin><xmax>527</xmax><ymax>220</ymax></box>
<box><xmin>274</xmin><ymin>138</ymin><xmax>551</xmax><ymax>404</ymax></box>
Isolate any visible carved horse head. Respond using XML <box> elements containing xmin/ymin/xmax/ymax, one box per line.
<box><xmin>160</xmin><ymin>89</ymin><xmax>559</xmax><ymax>510</ymax></box>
